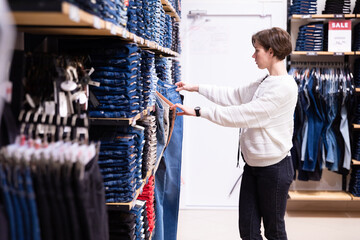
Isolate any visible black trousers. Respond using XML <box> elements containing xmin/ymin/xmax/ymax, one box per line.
<box><xmin>239</xmin><ymin>156</ymin><xmax>293</xmax><ymax>240</ymax></box>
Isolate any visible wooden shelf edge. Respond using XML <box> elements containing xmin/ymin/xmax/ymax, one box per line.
<box><xmin>13</xmin><ymin>2</ymin><xmax>180</xmax><ymax>57</ymax></box>
<box><xmin>291</xmin><ymin>14</ymin><xmax>356</xmax><ymax>19</ymax></box>
<box><xmin>161</xmin><ymin>0</ymin><xmax>180</xmax><ymax>22</ymax></box>
<box><xmin>288</xmin><ymin>190</ymin><xmax>352</xmax><ymax>201</ymax></box>
<box><xmin>292</xmin><ymin>51</ymin><xmax>354</xmax><ymax>56</ymax></box>
<box><xmin>350</xmin><ymin>194</ymin><xmax>360</xmax><ymax>201</ymax></box>
<box><xmin>353</xmin><ymin>124</ymin><xmax>360</xmax><ymax>129</ymax></box>
<box><xmin>352</xmin><ymin>159</ymin><xmax>360</xmax><ymax>165</ymax></box>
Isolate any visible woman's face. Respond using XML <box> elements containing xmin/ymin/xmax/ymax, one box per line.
<box><xmin>252</xmin><ymin>41</ymin><xmax>272</xmax><ymax>69</ymax></box>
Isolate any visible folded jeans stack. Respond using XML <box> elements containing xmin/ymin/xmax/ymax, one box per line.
<box><xmin>353</xmin><ymin>23</ymin><xmax>360</xmax><ymax>51</ymax></box>
<box><xmin>171</xmin><ymin>19</ymin><xmax>181</xmax><ymax>53</ymax></box>
<box><xmin>65</xmin><ymin>0</ymin><xmax>128</xmax><ymax>28</ymax></box>
<box><xmin>138</xmin><ymin>116</ymin><xmax>157</xmax><ymax>178</ymax></box>
<box><xmin>295</xmin><ymin>22</ymin><xmax>324</xmax><ymax>51</ymax></box>
<box><xmin>108</xmin><ymin>200</ymin><xmax>148</xmax><ymax>240</ymax></box>
<box><xmin>140</xmin><ymin>50</ymin><xmax>157</xmax><ymax>109</ymax></box>
<box><xmin>290</xmin><ymin>0</ymin><xmax>317</xmax><ymax>15</ymax></box>
<box><xmin>155</xmin><ymin>57</ymin><xmax>173</xmax><ymax>85</ymax></box>
<box><xmin>98</xmin><ymin>126</ymin><xmax>144</xmax><ymax>203</ymax></box>
<box><xmin>353</xmin><ymin>59</ymin><xmax>360</xmax><ymax>88</ymax></box>
<box><xmin>322</xmin><ymin>0</ymin><xmax>351</xmax><ymax>14</ymax></box>
<box><xmin>89</xmin><ymin>42</ymin><xmax>141</xmax><ymax>119</ymax></box>
<box><xmin>349</xmin><ymin>165</ymin><xmax>360</xmax><ymax>197</ymax></box>
<box><xmin>171</xmin><ymin>59</ymin><xmax>182</xmax><ymax>84</ymax></box>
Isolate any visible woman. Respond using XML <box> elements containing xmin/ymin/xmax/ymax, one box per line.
<box><xmin>171</xmin><ymin>27</ymin><xmax>298</xmax><ymax>240</ymax></box>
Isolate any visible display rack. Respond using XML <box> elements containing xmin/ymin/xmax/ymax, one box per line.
<box><xmin>11</xmin><ymin>1</ymin><xmax>180</xmax><ymax>57</ymax></box>
<box><xmin>286</xmin><ymin>1</ymin><xmax>360</xmax><ymax>210</ymax></box>
<box><xmin>161</xmin><ymin>0</ymin><xmax>180</xmax><ymax>22</ymax></box>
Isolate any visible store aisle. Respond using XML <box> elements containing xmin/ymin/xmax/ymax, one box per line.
<box><xmin>177</xmin><ymin>209</ymin><xmax>360</xmax><ymax>240</ymax></box>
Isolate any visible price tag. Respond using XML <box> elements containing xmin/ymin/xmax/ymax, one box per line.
<box><xmin>69</xmin><ymin>5</ymin><xmax>80</xmax><ymax>22</ymax></box>
<box><xmin>140</xmin><ymin>38</ymin><xmax>144</xmax><ymax>45</ymax></box>
<box><xmin>122</xmin><ymin>29</ymin><xmax>127</xmax><ymax>38</ymax></box>
<box><xmin>301</xmin><ymin>14</ymin><xmax>311</xmax><ymax>19</ymax></box>
<box><xmin>334</xmin><ymin>52</ymin><xmax>344</xmax><ymax>56</ymax></box>
<box><xmin>110</xmin><ymin>24</ymin><xmax>117</xmax><ymax>35</ymax></box>
<box><xmin>88</xmin><ymin>80</ymin><xmax>100</xmax><ymax>87</ymax></box>
<box><xmin>306</xmin><ymin>52</ymin><xmax>318</xmax><ymax>56</ymax></box>
<box><xmin>93</xmin><ymin>16</ymin><xmax>101</xmax><ymax>29</ymax></box>
<box><xmin>335</xmin><ymin>14</ymin><xmax>344</xmax><ymax>19</ymax></box>
<box><xmin>133</xmin><ymin>35</ymin><xmax>137</xmax><ymax>43</ymax></box>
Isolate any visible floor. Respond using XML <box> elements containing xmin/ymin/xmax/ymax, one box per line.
<box><xmin>177</xmin><ymin>209</ymin><xmax>360</xmax><ymax>240</ymax></box>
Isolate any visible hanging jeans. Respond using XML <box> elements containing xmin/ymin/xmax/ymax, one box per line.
<box><xmin>154</xmin><ymin>80</ymin><xmax>183</xmax><ymax>240</ymax></box>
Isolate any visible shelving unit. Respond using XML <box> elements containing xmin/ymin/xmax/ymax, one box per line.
<box><xmin>11</xmin><ymin>1</ymin><xmax>180</xmax><ymax>57</ymax></box>
<box><xmin>287</xmin><ymin>3</ymin><xmax>360</xmax><ymax>210</ymax></box>
<box><xmin>161</xmin><ymin>0</ymin><xmax>180</xmax><ymax>22</ymax></box>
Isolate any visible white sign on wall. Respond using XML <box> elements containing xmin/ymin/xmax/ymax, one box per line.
<box><xmin>328</xmin><ymin>20</ymin><xmax>352</xmax><ymax>52</ymax></box>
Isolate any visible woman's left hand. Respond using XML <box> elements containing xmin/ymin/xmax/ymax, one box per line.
<box><xmin>170</xmin><ymin>103</ymin><xmax>196</xmax><ymax>116</ymax></box>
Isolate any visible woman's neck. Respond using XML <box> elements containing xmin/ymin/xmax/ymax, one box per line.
<box><xmin>267</xmin><ymin>59</ymin><xmax>288</xmax><ymax>76</ymax></box>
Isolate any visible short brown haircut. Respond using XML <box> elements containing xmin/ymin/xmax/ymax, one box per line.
<box><xmin>252</xmin><ymin>27</ymin><xmax>292</xmax><ymax>60</ymax></box>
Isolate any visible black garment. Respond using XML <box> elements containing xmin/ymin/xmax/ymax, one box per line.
<box><xmin>31</xmin><ymin>164</ymin><xmax>53</xmax><ymax>240</ymax></box>
<box><xmin>73</xmin><ymin>154</ymin><xmax>109</xmax><ymax>240</ymax></box>
<box><xmin>62</xmin><ymin>161</ymin><xmax>83</xmax><ymax>240</ymax></box>
<box><xmin>239</xmin><ymin>156</ymin><xmax>293</xmax><ymax>240</ymax></box>
<box><xmin>0</xmin><ymin>198</ymin><xmax>9</xmax><ymax>240</ymax></box>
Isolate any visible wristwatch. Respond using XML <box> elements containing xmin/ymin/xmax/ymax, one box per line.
<box><xmin>194</xmin><ymin>106</ymin><xmax>201</xmax><ymax>117</ymax></box>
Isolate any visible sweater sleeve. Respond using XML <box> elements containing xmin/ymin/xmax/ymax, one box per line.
<box><xmin>198</xmin><ymin>80</ymin><xmax>261</xmax><ymax>106</ymax></box>
<box><xmin>200</xmin><ymin>82</ymin><xmax>298</xmax><ymax>128</ymax></box>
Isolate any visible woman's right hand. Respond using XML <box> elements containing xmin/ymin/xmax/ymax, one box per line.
<box><xmin>175</xmin><ymin>81</ymin><xmax>199</xmax><ymax>92</ymax></box>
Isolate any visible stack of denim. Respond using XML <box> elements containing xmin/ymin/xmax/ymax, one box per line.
<box><xmin>98</xmin><ymin>125</ymin><xmax>144</xmax><ymax>203</ymax></box>
<box><xmin>322</xmin><ymin>0</ymin><xmax>351</xmax><ymax>14</ymax></box>
<box><xmin>171</xmin><ymin>20</ymin><xmax>181</xmax><ymax>53</ymax></box>
<box><xmin>142</xmin><ymin>0</ymin><xmax>156</xmax><ymax>41</ymax></box>
<box><xmin>171</xmin><ymin>59</ymin><xmax>181</xmax><ymax>84</ymax></box>
<box><xmin>108</xmin><ymin>200</ymin><xmax>148</xmax><ymax>240</ymax></box>
<box><xmin>156</xmin><ymin>57</ymin><xmax>173</xmax><ymax>84</ymax></box>
<box><xmin>354</xmin><ymin>0</ymin><xmax>360</xmax><ymax>13</ymax></box>
<box><xmin>164</xmin><ymin>15</ymin><xmax>173</xmax><ymax>49</ymax></box>
<box><xmin>159</xmin><ymin>7</ymin><xmax>167</xmax><ymax>47</ymax></box>
<box><xmin>136</xmin><ymin>0</ymin><xmax>146</xmax><ymax>39</ymax></box>
<box><xmin>295</xmin><ymin>22</ymin><xmax>324</xmax><ymax>51</ymax></box>
<box><xmin>138</xmin><ymin>116</ymin><xmax>157</xmax><ymax>178</ymax></box>
<box><xmin>148</xmin><ymin>0</ymin><xmax>163</xmax><ymax>45</ymax></box>
<box><xmin>141</xmin><ymin>50</ymin><xmax>157</xmax><ymax>109</ymax></box>
<box><xmin>353</xmin><ymin>23</ymin><xmax>360</xmax><ymax>51</ymax></box>
<box><xmin>89</xmin><ymin>43</ymin><xmax>141</xmax><ymax>119</ymax></box>
<box><xmin>289</xmin><ymin>0</ymin><xmax>317</xmax><ymax>15</ymax></box>
<box><xmin>349</xmin><ymin>165</ymin><xmax>360</xmax><ymax>197</ymax></box>
<box><xmin>127</xmin><ymin>0</ymin><xmax>138</xmax><ymax>35</ymax></box>
<box><xmin>138</xmin><ymin>176</ymin><xmax>156</xmax><ymax>236</ymax></box>
<box><xmin>65</xmin><ymin>0</ymin><xmax>128</xmax><ymax>28</ymax></box>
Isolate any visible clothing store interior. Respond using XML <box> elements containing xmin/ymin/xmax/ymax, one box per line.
<box><xmin>1</xmin><ymin>0</ymin><xmax>360</xmax><ymax>239</ymax></box>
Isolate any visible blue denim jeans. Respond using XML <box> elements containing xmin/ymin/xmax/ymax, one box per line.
<box><xmin>154</xmin><ymin>80</ymin><xmax>183</xmax><ymax>240</ymax></box>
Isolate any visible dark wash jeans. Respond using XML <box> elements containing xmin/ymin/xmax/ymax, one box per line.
<box><xmin>239</xmin><ymin>156</ymin><xmax>293</xmax><ymax>240</ymax></box>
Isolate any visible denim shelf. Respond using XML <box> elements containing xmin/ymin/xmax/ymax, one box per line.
<box><xmin>292</xmin><ymin>51</ymin><xmax>355</xmax><ymax>56</ymax></box>
<box><xmin>89</xmin><ymin>106</ymin><xmax>155</xmax><ymax>126</ymax></box>
<box><xmin>286</xmin><ymin>190</ymin><xmax>360</xmax><ymax>211</ymax></box>
<box><xmin>106</xmin><ymin>151</ymin><xmax>163</xmax><ymax>211</ymax></box>
<box><xmin>11</xmin><ymin>1</ymin><xmax>180</xmax><ymax>57</ymax></box>
<box><xmin>291</xmin><ymin>14</ymin><xmax>356</xmax><ymax>19</ymax></box>
<box><xmin>161</xmin><ymin>0</ymin><xmax>180</xmax><ymax>22</ymax></box>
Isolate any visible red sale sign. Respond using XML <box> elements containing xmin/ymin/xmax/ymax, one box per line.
<box><xmin>328</xmin><ymin>20</ymin><xmax>352</xmax><ymax>52</ymax></box>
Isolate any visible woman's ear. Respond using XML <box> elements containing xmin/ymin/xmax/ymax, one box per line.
<box><xmin>268</xmin><ymin>47</ymin><xmax>274</xmax><ymax>56</ymax></box>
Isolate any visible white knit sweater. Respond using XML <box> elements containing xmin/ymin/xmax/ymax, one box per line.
<box><xmin>198</xmin><ymin>75</ymin><xmax>298</xmax><ymax>167</ymax></box>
